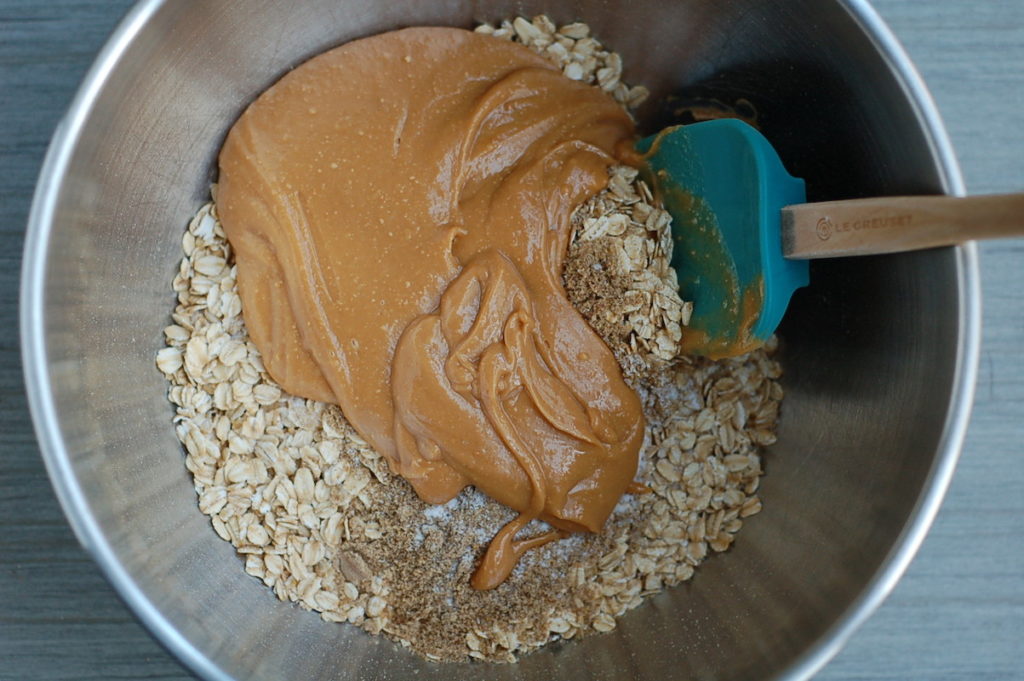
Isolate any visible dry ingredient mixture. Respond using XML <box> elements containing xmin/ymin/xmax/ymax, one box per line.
<box><xmin>156</xmin><ymin>16</ymin><xmax>782</xmax><ymax>663</ymax></box>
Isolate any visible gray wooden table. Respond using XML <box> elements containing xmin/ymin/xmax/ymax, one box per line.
<box><xmin>1</xmin><ymin>1</ymin><xmax>1021</xmax><ymax>679</ymax></box>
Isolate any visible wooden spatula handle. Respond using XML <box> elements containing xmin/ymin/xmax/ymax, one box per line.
<box><xmin>781</xmin><ymin>193</ymin><xmax>1024</xmax><ymax>259</ymax></box>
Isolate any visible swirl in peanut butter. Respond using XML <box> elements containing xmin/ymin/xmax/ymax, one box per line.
<box><xmin>217</xmin><ymin>27</ymin><xmax>644</xmax><ymax>589</ymax></box>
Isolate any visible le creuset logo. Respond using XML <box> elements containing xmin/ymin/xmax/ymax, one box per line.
<box><xmin>815</xmin><ymin>214</ymin><xmax>912</xmax><ymax>241</ymax></box>
<box><xmin>816</xmin><ymin>217</ymin><xmax>834</xmax><ymax>240</ymax></box>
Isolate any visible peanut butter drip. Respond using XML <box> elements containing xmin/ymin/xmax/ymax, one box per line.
<box><xmin>217</xmin><ymin>27</ymin><xmax>644</xmax><ymax>589</ymax></box>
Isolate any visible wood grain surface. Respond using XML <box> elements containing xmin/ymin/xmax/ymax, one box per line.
<box><xmin>783</xmin><ymin>194</ymin><xmax>1024</xmax><ymax>258</ymax></box>
<box><xmin>1</xmin><ymin>1</ymin><xmax>1021</xmax><ymax>679</ymax></box>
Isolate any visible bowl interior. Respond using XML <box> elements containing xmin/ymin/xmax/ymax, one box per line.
<box><xmin>28</xmin><ymin>1</ymin><xmax>970</xmax><ymax>680</ymax></box>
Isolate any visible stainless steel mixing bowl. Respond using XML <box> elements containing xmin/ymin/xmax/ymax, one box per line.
<box><xmin>21</xmin><ymin>1</ymin><xmax>980</xmax><ymax>679</ymax></box>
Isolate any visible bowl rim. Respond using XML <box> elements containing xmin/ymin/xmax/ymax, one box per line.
<box><xmin>19</xmin><ymin>1</ymin><xmax>981</xmax><ymax>680</ymax></box>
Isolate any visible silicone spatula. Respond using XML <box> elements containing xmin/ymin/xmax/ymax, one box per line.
<box><xmin>637</xmin><ymin>118</ymin><xmax>1024</xmax><ymax>358</ymax></box>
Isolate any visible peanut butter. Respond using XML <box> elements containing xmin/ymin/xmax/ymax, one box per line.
<box><xmin>217</xmin><ymin>27</ymin><xmax>644</xmax><ymax>589</ymax></box>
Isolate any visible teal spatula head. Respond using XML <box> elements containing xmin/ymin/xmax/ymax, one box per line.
<box><xmin>636</xmin><ymin>119</ymin><xmax>808</xmax><ymax>358</ymax></box>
